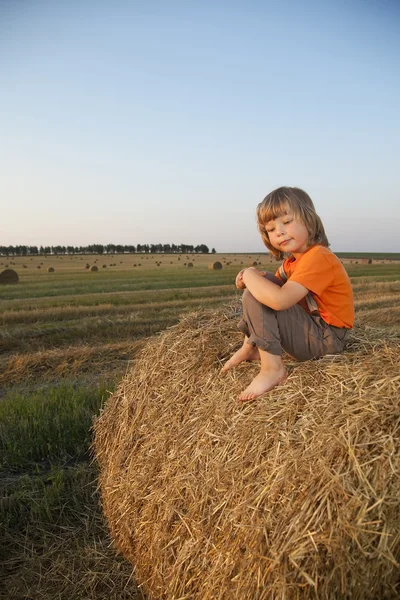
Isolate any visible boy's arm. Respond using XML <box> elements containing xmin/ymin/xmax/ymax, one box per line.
<box><xmin>242</xmin><ymin>268</ymin><xmax>308</xmax><ymax>310</ymax></box>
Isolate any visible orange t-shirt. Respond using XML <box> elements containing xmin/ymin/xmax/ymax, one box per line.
<box><xmin>275</xmin><ymin>245</ymin><xmax>354</xmax><ymax>328</ymax></box>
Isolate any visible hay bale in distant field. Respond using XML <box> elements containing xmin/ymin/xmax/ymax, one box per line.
<box><xmin>0</xmin><ymin>268</ymin><xmax>19</xmax><ymax>284</ymax></box>
<box><xmin>90</xmin><ymin>265</ymin><xmax>98</xmax><ymax>272</ymax></box>
<box><xmin>187</xmin><ymin>262</ymin><xmax>194</xmax><ymax>268</ymax></box>
<box><xmin>208</xmin><ymin>261</ymin><xmax>223</xmax><ymax>270</ymax></box>
<box><xmin>102</xmin><ymin>264</ymin><xmax>107</xmax><ymax>268</ymax></box>
<box><xmin>47</xmin><ymin>267</ymin><xmax>55</xmax><ymax>272</ymax></box>
<box><xmin>251</xmin><ymin>260</ymin><xmax>258</xmax><ymax>266</ymax></box>
<box><xmin>93</xmin><ymin>305</ymin><xmax>400</xmax><ymax>600</ymax></box>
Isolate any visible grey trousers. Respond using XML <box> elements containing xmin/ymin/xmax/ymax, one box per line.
<box><xmin>238</xmin><ymin>273</ymin><xmax>349</xmax><ymax>361</ymax></box>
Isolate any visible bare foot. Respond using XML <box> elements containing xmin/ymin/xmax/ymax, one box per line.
<box><xmin>220</xmin><ymin>344</ymin><xmax>259</xmax><ymax>373</ymax></box>
<box><xmin>238</xmin><ymin>368</ymin><xmax>287</xmax><ymax>403</ymax></box>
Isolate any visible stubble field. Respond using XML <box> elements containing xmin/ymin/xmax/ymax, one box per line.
<box><xmin>1</xmin><ymin>252</ymin><xmax>399</xmax><ymax>599</ymax></box>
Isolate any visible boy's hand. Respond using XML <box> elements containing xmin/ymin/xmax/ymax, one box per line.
<box><xmin>235</xmin><ymin>270</ymin><xmax>246</xmax><ymax>289</ymax></box>
<box><xmin>237</xmin><ymin>267</ymin><xmax>267</xmax><ymax>290</ymax></box>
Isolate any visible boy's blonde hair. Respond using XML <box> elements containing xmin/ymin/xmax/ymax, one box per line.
<box><xmin>257</xmin><ymin>187</ymin><xmax>329</xmax><ymax>260</ymax></box>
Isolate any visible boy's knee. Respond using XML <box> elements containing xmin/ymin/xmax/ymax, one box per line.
<box><xmin>242</xmin><ymin>289</ymin><xmax>255</xmax><ymax>304</ymax></box>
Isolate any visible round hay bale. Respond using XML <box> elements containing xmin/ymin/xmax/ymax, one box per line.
<box><xmin>187</xmin><ymin>262</ymin><xmax>194</xmax><ymax>268</ymax></box>
<box><xmin>102</xmin><ymin>264</ymin><xmax>107</xmax><ymax>268</ymax></box>
<box><xmin>93</xmin><ymin>307</ymin><xmax>400</xmax><ymax>600</ymax></box>
<box><xmin>90</xmin><ymin>265</ymin><xmax>98</xmax><ymax>272</ymax></box>
<box><xmin>251</xmin><ymin>260</ymin><xmax>258</xmax><ymax>266</ymax></box>
<box><xmin>0</xmin><ymin>268</ymin><xmax>19</xmax><ymax>284</ymax></box>
<box><xmin>47</xmin><ymin>267</ymin><xmax>55</xmax><ymax>272</ymax></box>
<box><xmin>208</xmin><ymin>261</ymin><xmax>223</xmax><ymax>270</ymax></box>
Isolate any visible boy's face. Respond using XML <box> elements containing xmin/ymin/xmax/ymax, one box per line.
<box><xmin>265</xmin><ymin>212</ymin><xmax>309</xmax><ymax>256</ymax></box>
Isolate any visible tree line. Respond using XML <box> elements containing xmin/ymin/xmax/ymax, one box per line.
<box><xmin>0</xmin><ymin>244</ymin><xmax>215</xmax><ymax>256</ymax></box>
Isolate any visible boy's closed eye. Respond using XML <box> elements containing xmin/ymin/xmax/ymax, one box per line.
<box><xmin>266</xmin><ymin>217</ymin><xmax>293</xmax><ymax>232</ymax></box>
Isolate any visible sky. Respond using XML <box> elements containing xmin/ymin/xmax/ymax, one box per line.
<box><xmin>1</xmin><ymin>0</ymin><xmax>399</xmax><ymax>253</ymax></box>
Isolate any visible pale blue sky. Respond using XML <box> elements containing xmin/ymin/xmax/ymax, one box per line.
<box><xmin>1</xmin><ymin>0</ymin><xmax>399</xmax><ymax>252</ymax></box>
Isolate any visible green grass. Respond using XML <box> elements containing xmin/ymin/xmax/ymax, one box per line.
<box><xmin>347</xmin><ymin>264</ymin><xmax>400</xmax><ymax>276</ymax></box>
<box><xmin>0</xmin><ymin>284</ymin><xmax>235</xmax><ymax>316</ymax></box>
<box><xmin>0</xmin><ymin>463</ymin><xmax>98</xmax><ymax>535</ymax></box>
<box><xmin>0</xmin><ymin>267</ymin><xmax>245</xmax><ymax>300</ymax></box>
<box><xmin>0</xmin><ymin>382</ymin><xmax>112</xmax><ymax>471</ymax></box>
<box><xmin>335</xmin><ymin>252</ymin><xmax>400</xmax><ymax>260</ymax></box>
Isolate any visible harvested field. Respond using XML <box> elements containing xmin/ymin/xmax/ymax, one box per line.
<box><xmin>1</xmin><ymin>255</ymin><xmax>399</xmax><ymax>600</ymax></box>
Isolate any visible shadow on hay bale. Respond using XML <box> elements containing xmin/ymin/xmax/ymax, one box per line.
<box><xmin>93</xmin><ymin>304</ymin><xmax>400</xmax><ymax>600</ymax></box>
<box><xmin>209</xmin><ymin>261</ymin><xmax>223</xmax><ymax>270</ymax></box>
<box><xmin>0</xmin><ymin>268</ymin><xmax>19</xmax><ymax>284</ymax></box>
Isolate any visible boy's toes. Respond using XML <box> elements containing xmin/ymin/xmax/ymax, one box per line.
<box><xmin>220</xmin><ymin>361</ymin><xmax>232</xmax><ymax>374</ymax></box>
<box><xmin>238</xmin><ymin>392</ymin><xmax>256</xmax><ymax>404</ymax></box>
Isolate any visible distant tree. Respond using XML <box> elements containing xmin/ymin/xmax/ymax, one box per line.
<box><xmin>0</xmin><ymin>242</ymin><xmax>216</xmax><ymax>256</ymax></box>
<box><xmin>211</xmin><ymin>248</ymin><xmax>216</xmax><ymax>254</ymax></box>
<box><xmin>52</xmin><ymin>245</ymin><xmax>66</xmax><ymax>255</ymax></box>
<box><xmin>195</xmin><ymin>244</ymin><xmax>209</xmax><ymax>254</ymax></box>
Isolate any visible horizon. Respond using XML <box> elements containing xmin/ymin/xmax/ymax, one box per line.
<box><xmin>1</xmin><ymin>244</ymin><xmax>399</xmax><ymax>258</ymax></box>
